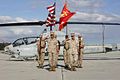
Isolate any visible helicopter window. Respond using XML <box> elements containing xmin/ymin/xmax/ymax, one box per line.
<box><xmin>23</xmin><ymin>38</ymin><xmax>28</xmax><ymax>45</ymax></box>
<box><xmin>13</xmin><ymin>39</ymin><xmax>24</xmax><ymax>47</ymax></box>
<box><xmin>27</xmin><ymin>37</ymin><xmax>38</xmax><ymax>45</ymax></box>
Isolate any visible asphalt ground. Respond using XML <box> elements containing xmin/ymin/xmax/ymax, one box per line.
<box><xmin>0</xmin><ymin>51</ymin><xmax>120</xmax><ymax>80</ymax></box>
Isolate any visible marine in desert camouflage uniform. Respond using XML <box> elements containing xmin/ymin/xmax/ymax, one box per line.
<box><xmin>37</xmin><ymin>34</ymin><xmax>46</xmax><ymax>69</ymax></box>
<box><xmin>77</xmin><ymin>35</ymin><xmax>84</xmax><ymax>68</ymax></box>
<box><xmin>48</xmin><ymin>32</ymin><xmax>58</xmax><ymax>71</ymax></box>
<box><xmin>63</xmin><ymin>35</ymin><xmax>71</xmax><ymax>70</ymax></box>
<box><xmin>69</xmin><ymin>33</ymin><xmax>78</xmax><ymax>71</ymax></box>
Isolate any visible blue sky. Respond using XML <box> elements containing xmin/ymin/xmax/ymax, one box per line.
<box><xmin>103</xmin><ymin>0</ymin><xmax>120</xmax><ymax>14</ymax></box>
<box><xmin>0</xmin><ymin>0</ymin><xmax>120</xmax><ymax>45</ymax></box>
<box><xmin>0</xmin><ymin>0</ymin><xmax>120</xmax><ymax>20</ymax></box>
<box><xmin>0</xmin><ymin>0</ymin><xmax>48</xmax><ymax>20</ymax></box>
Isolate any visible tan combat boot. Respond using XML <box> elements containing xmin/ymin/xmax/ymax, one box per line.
<box><xmin>49</xmin><ymin>67</ymin><xmax>53</xmax><ymax>71</ymax></box>
<box><xmin>77</xmin><ymin>64</ymin><xmax>83</xmax><ymax>68</ymax></box>
<box><xmin>70</xmin><ymin>66</ymin><xmax>74</xmax><ymax>71</ymax></box>
<box><xmin>39</xmin><ymin>64</ymin><xmax>44</xmax><ymax>69</ymax></box>
<box><xmin>38</xmin><ymin>64</ymin><xmax>42</xmax><ymax>68</ymax></box>
<box><xmin>73</xmin><ymin>66</ymin><xmax>76</xmax><ymax>71</ymax></box>
<box><xmin>52</xmin><ymin>66</ymin><xmax>56</xmax><ymax>71</ymax></box>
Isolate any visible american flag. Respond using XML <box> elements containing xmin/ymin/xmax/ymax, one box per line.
<box><xmin>46</xmin><ymin>3</ymin><xmax>56</xmax><ymax>27</ymax></box>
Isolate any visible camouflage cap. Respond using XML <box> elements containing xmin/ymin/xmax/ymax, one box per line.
<box><xmin>71</xmin><ymin>33</ymin><xmax>75</xmax><ymax>36</ymax></box>
<box><xmin>50</xmin><ymin>31</ymin><xmax>54</xmax><ymax>34</ymax></box>
<box><xmin>78</xmin><ymin>35</ymin><xmax>82</xmax><ymax>38</ymax></box>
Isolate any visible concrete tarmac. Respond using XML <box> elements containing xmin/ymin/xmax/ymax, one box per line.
<box><xmin>0</xmin><ymin>51</ymin><xmax>120</xmax><ymax>80</ymax></box>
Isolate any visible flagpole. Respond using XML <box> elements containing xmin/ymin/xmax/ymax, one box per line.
<box><xmin>54</xmin><ymin>0</ymin><xmax>56</xmax><ymax>31</ymax></box>
<box><xmin>50</xmin><ymin>26</ymin><xmax>52</xmax><ymax>31</ymax></box>
<box><xmin>65</xmin><ymin>0</ymin><xmax>67</xmax><ymax>3</ymax></box>
<box><xmin>66</xmin><ymin>24</ymin><xmax>68</xmax><ymax>35</ymax></box>
<box><xmin>65</xmin><ymin>0</ymin><xmax>68</xmax><ymax>35</ymax></box>
<box><xmin>102</xmin><ymin>24</ymin><xmax>105</xmax><ymax>53</ymax></box>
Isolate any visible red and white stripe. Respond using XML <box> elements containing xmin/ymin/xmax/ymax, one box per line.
<box><xmin>46</xmin><ymin>3</ymin><xmax>56</xmax><ymax>27</ymax></box>
<box><xmin>47</xmin><ymin>6</ymin><xmax>55</xmax><ymax>14</ymax></box>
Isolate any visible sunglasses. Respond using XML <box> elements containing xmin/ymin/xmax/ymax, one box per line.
<box><xmin>50</xmin><ymin>35</ymin><xmax>53</xmax><ymax>36</ymax></box>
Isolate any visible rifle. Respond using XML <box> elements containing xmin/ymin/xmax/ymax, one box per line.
<box><xmin>78</xmin><ymin>38</ymin><xmax>81</xmax><ymax>61</ymax></box>
<box><xmin>39</xmin><ymin>37</ymin><xmax>42</xmax><ymax>59</ymax></box>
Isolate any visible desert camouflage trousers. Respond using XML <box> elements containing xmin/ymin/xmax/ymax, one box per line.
<box><xmin>70</xmin><ymin>53</ymin><xmax>78</xmax><ymax>67</ymax></box>
<box><xmin>63</xmin><ymin>49</ymin><xmax>71</xmax><ymax>66</ymax></box>
<box><xmin>77</xmin><ymin>49</ymin><xmax>83</xmax><ymax>66</ymax></box>
<box><xmin>37</xmin><ymin>48</ymin><xmax>45</xmax><ymax>65</ymax></box>
<box><xmin>49</xmin><ymin>52</ymin><xmax>58</xmax><ymax>67</ymax></box>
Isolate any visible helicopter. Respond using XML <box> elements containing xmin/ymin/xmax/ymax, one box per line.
<box><xmin>2</xmin><ymin>21</ymin><xmax>120</xmax><ymax>60</ymax></box>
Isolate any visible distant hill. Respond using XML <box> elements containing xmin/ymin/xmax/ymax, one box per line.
<box><xmin>0</xmin><ymin>43</ymin><xmax>11</xmax><ymax>50</ymax></box>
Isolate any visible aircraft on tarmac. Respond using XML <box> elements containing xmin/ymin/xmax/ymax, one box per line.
<box><xmin>3</xmin><ymin>30</ymin><xmax>110</xmax><ymax>60</ymax></box>
<box><xmin>1</xmin><ymin>21</ymin><xmax>120</xmax><ymax>60</ymax></box>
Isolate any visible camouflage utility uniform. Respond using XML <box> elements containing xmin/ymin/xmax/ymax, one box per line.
<box><xmin>48</xmin><ymin>32</ymin><xmax>58</xmax><ymax>71</ymax></box>
<box><xmin>63</xmin><ymin>35</ymin><xmax>71</xmax><ymax>69</ymax></box>
<box><xmin>77</xmin><ymin>35</ymin><xmax>84</xmax><ymax>68</ymax></box>
<box><xmin>55</xmin><ymin>35</ymin><xmax>60</xmax><ymax>68</ymax></box>
<box><xmin>37</xmin><ymin>35</ymin><xmax>46</xmax><ymax>68</ymax></box>
<box><xmin>69</xmin><ymin>33</ymin><xmax>78</xmax><ymax>71</ymax></box>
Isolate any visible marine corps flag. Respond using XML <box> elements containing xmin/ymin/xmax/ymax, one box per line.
<box><xmin>59</xmin><ymin>3</ymin><xmax>75</xmax><ymax>31</ymax></box>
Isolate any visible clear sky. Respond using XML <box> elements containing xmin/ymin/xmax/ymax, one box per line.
<box><xmin>0</xmin><ymin>0</ymin><xmax>120</xmax><ymax>45</ymax></box>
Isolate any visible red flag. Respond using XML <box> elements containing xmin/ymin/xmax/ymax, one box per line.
<box><xmin>59</xmin><ymin>3</ymin><xmax>75</xmax><ymax>31</ymax></box>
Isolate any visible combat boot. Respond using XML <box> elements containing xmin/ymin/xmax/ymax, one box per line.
<box><xmin>38</xmin><ymin>64</ymin><xmax>44</xmax><ymax>69</ymax></box>
<box><xmin>70</xmin><ymin>66</ymin><xmax>74</xmax><ymax>71</ymax></box>
<box><xmin>40</xmin><ymin>65</ymin><xmax>44</xmax><ymax>69</ymax></box>
<box><xmin>65</xmin><ymin>65</ymin><xmax>68</xmax><ymax>69</ymax></box>
<box><xmin>77</xmin><ymin>64</ymin><xmax>83</xmax><ymax>68</ymax></box>
<box><xmin>49</xmin><ymin>67</ymin><xmax>53</xmax><ymax>71</ymax></box>
<box><xmin>73</xmin><ymin>67</ymin><xmax>76</xmax><ymax>71</ymax></box>
<box><xmin>38</xmin><ymin>64</ymin><xmax>41</xmax><ymax>68</ymax></box>
<box><xmin>65</xmin><ymin>65</ymin><xmax>71</xmax><ymax>70</ymax></box>
<box><xmin>52</xmin><ymin>66</ymin><xmax>56</xmax><ymax>71</ymax></box>
<box><xmin>67</xmin><ymin>65</ymin><xmax>71</xmax><ymax>70</ymax></box>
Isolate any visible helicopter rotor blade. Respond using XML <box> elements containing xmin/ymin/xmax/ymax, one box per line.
<box><xmin>57</xmin><ymin>21</ymin><xmax>120</xmax><ymax>25</ymax></box>
<box><xmin>0</xmin><ymin>21</ymin><xmax>120</xmax><ymax>27</ymax></box>
<box><xmin>0</xmin><ymin>21</ymin><xmax>45</xmax><ymax>27</ymax></box>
